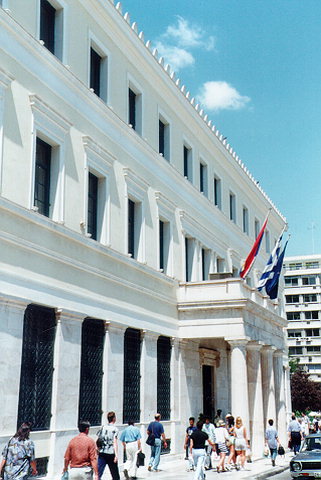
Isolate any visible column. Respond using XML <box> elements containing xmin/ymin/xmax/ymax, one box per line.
<box><xmin>261</xmin><ymin>346</ymin><xmax>277</xmax><ymax>426</ymax></box>
<box><xmin>140</xmin><ymin>331</ymin><xmax>158</xmax><ymax>426</ymax></box>
<box><xmin>227</xmin><ymin>339</ymin><xmax>250</xmax><ymax>433</ymax></box>
<box><xmin>247</xmin><ymin>342</ymin><xmax>264</xmax><ymax>457</ymax></box>
<box><xmin>169</xmin><ymin>337</ymin><xmax>179</xmax><ymax>453</ymax></box>
<box><xmin>274</xmin><ymin>350</ymin><xmax>287</xmax><ymax>444</ymax></box>
<box><xmin>48</xmin><ymin>310</ymin><xmax>84</xmax><ymax>477</ymax></box>
<box><xmin>0</xmin><ymin>298</ymin><xmax>28</xmax><ymax>434</ymax></box>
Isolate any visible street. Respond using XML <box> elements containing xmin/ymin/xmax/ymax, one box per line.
<box><xmin>269</xmin><ymin>472</ymin><xmax>291</xmax><ymax>480</ymax></box>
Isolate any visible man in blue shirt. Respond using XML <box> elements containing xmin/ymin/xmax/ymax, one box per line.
<box><xmin>147</xmin><ymin>414</ymin><xmax>167</xmax><ymax>472</ymax></box>
<box><xmin>119</xmin><ymin>422</ymin><xmax>141</xmax><ymax>480</ymax></box>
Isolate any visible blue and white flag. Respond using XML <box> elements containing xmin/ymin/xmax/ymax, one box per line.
<box><xmin>258</xmin><ymin>231</ymin><xmax>289</xmax><ymax>300</ymax></box>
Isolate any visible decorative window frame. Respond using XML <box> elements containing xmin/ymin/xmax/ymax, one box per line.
<box><xmin>0</xmin><ymin>68</ymin><xmax>14</xmax><ymax>195</ymax></box>
<box><xmin>29</xmin><ymin>94</ymin><xmax>71</xmax><ymax>223</ymax></box>
<box><xmin>37</xmin><ymin>0</ymin><xmax>68</xmax><ymax>63</ymax></box>
<box><xmin>82</xmin><ymin>136</ymin><xmax>114</xmax><ymax>245</ymax></box>
<box><xmin>155</xmin><ymin>192</ymin><xmax>176</xmax><ymax>276</ymax></box>
<box><xmin>88</xmin><ymin>31</ymin><xmax>111</xmax><ymax>104</ymax></box>
<box><xmin>123</xmin><ymin>167</ymin><xmax>149</xmax><ymax>262</ymax></box>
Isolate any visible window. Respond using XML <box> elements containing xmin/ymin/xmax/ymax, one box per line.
<box><xmin>306</xmin><ymin>261</ymin><xmax>319</xmax><ymax>269</ymax></box>
<box><xmin>265</xmin><ymin>230</ymin><xmax>270</xmax><ymax>253</ymax></box>
<box><xmin>289</xmin><ymin>346</ymin><xmax>303</xmax><ymax>355</ymax></box>
<box><xmin>185</xmin><ymin>237</ymin><xmax>193</xmax><ymax>282</ymax></box>
<box><xmin>286</xmin><ymin>295</ymin><xmax>299</xmax><ymax>304</ymax></box>
<box><xmin>229</xmin><ymin>192</ymin><xmax>236</xmax><ymax>223</ymax></box>
<box><xmin>34</xmin><ymin>138</ymin><xmax>51</xmax><ymax>217</ymax></box>
<box><xmin>308</xmin><ymin>364</ymin><xmax>321</xmax><ymax>371</ymax></box>
<box><xmin>87</xmin><ymin>172</ymin><xmax>98</xmax><ymax>240</ymax></box>
<box><xmin>302</xmin><ymin>276</ymin><xmax>316</xmax><ymax>285</ymax></box>
<box><xmin>128</xmin><ymin>198</ymin><xmax>142</xmax><ymax>260</ymax></box>
<box><xmin>305</xmin><ymin>311</ymin><xmax>319</xmax><ymax>320</ymax></box>
<box><xmin>159</xmin><ymin>117</ymin><xmax>170</xmax><ymax>161</ymax></box>
<box><xmin>214</xmin><ymin>176</ymin><xmax>221</xmax><ymax>209</ymax></box>
<box><xmin>78</xmin><ymin>318</ymin><xmax>105</xmax><ymax>426</ymax></box>
<box><xmin>90</xmin><ymin>48</ymin><xmax>102</xmax><ymax>97</ymax></box>
<box><xmin>123</xmin><ymin>328</ymin><xmax>141</xmax><ymax>423</ymax></box>
<box><xmin>285</xmin><ymin>277</ymin><xmax>299</xmax><ymax>286</ymax></box>
<box><xmin>303</xmin><ymin>294</ymin><xmax>317</xmax><ymax>303</ymax></box>
<box><xmin>254</xmin><ymin>219</ymin><xmax>260</xmax><ymax>238</ymax></box>
<box><xmin>288</xmin><ymin>262</ymin><xmax>302</xmax><ymax>270</ymax></box>
<box><xmin>183</xmin><ymin>145</ymin><xmax>193</xmax><ymax>182</ymax></box>
<box><xmin>242</xmin><ymin>207</ymin><xmax>249</xmax><ymax>234</ymax></box>
<box><xmin>40</xmin><ymin>0</ymin><xmax>63</xmax><ymax>59</ymax></box>
<box><xmin>201</xmin><ymin>248</ymin><xmax>210</xmax><ymax>281</ymax></box>
<box><xmin>157</xmin><ymin>336</ymin><xmax>171</xmax><ymax>421</ymax></box>
<box><xmin>287</xmin><ymin>312</ymin><xmax>301</xmax><ymax>320</ymax></box>
<box><xmin>89</xmin><ymin>41</ymin><xmax>108</xmax><ymax>102</ymax></box>
<box><xmin>159</xmin><ymin>219</ymin><xmax>170</xmax><ymax>274</ymax></box>
<box><xmin>17</xmin><ymin>304</ymin><xmax>56</xmax><ymax>430</ymax></box>
<box><xmin>288</xmin><ymin>330</ymin><xmax>302</xmax><ymax>337</ymax></box>
<box><xmin>128</xmin><ymin>85</ymin><xmax>142</xmax><ymax>134</ymax></box>
<box><xmin>305</xmin><ymin>328</ymin><xmax>320</xmax><ymax>337</ymax></box>
<box><xmin>307</xmin><ymin>346</ymin><xmax>321</xmax><ymax>353</ymax></box>
<box><xmin>216</xmin><ymin>256</ymin><xmax>225</xmax><ymax>273</ymax></box>
<box><xmin>200</xmin><ymin>162</ymin><xmax>208</xmax><ymax>196</ymax></box>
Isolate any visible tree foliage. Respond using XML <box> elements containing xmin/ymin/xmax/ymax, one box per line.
<box><xmin>291</xmin><ymin>370</ymin><xmax>321</xmax><ymax>413</ymax></box>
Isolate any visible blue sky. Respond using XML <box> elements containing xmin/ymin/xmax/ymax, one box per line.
<box><xmin>122</xmin><ymin>0</ymin><xmax>321</xmax><ymax>256</ymax></box>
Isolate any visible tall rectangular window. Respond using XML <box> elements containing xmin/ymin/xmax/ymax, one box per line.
<box><xmin>200</xmin><ymin>162</ymin><xmax>208</xmax><ymax>196</ymax></box>
<box><xmin>201</xmin><ymin>248</ymin><xmax>210</xmax><ymax>281</ymax></box>
<box><xmin>159</xmin><ymin>117</ymin><xmax>170</xmax><ymax>161</ymax></box>
<box><xmin>183</xmin><ymin>145</ymin><xmax>192</xmax><ymax>182</ymax></box>
<box><xmin>229</xmin><ymin>192</ymin><xmax>236</xmax><ymax>223</ymax></box>
<box><xmin>128</xmin><ymin>88</ymin><xmax>136</xmax><ymax>129</ymax></box>
<box><xmin>255</xmin><ymin>219</ymin><xmax>260</xmax><ymax>238</ymax></box>
<box><xmin>128</xmin><ymin>199</ymin><xmax>135</xmax><ymax>257</ymax></box>
<box><xmin>214</xmin><ymin>176</ymin><xmax>221</xmax><ymax>209</ymax></box>
<box><xmin>88</xmin><ymin>172</ymin><xmax>98</xmax><ymax>240</ymax></box>
<box><xmin>185</xmin><ymin>237</ymin><xmax>192</xmax><ymax>281</ymax></box>
<box><xmin>242</xmin><ymin>207</ymin><xmax>249</xmax><ymax>234</ymax></box>
<box><xmin>34</xmin><ymin>138</ymin><xmax>51</xmax><ymax>217</ymax></box>
<box><xmin>159</xmin><ymin>219</ymin><xmax>170</xmax><ymax>274</ymax></box>
<box><xmin>265</xmin><ymin>230</ymin><xmax>270</xmax><ymax>253</ymax></box>
<box><xmin>90</xmin><ymin>48</ymin><xmax>102</xmax><ymax>97</ymax></box>
<box><xmin>78</xmin><ymin>318</ymin><xmax>105</xmax><ymax>426</ymax></box>
<box><xmin>157</xmin><ymin>336</ymin><xmax>171</xmax><ymax>421</ymax></box>
<box><xmin>123</xmin><ymin>328</ymin><xmax>141</xmax><ymax>423</ymax></box>
<box><xmin>40</xmin><ymin>0</ymin><xmax>55</xmax><ymax>54</ymax></box>
<box><xmin>17</xmin><ymin>304</ymin><xmax>56</xmax><ymax>430</ymax></box>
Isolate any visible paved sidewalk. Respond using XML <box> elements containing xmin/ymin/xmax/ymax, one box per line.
<box><xmin>117</xmin><ymin>452</ymin><xmax>291</xmax><ymax>480</ymax></box>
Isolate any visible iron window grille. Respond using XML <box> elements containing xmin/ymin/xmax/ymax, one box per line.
<box><xmin>78</xmin><ymin>318</ymin><xmax>105</xmax><ymax>426</ymax></box>
<box><xmin>17</xmin><ymin>304</ymin><xmax>56</xmax><ymax>431</ymax></box>
<box><xmin>123</xmin><ymin>328</ymin><xmax>141</xmax><ymax>423</ymax></box>
<box><xmin>157</xmin><ymin>336</ymin><xmax>171</xmax><ymax>421</ymax></box>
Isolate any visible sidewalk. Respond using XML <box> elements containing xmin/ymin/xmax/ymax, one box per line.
<box><xmin>119</xmin><ymin>451</ymin><xmax>291</xmax><ymax>480</ymax></box>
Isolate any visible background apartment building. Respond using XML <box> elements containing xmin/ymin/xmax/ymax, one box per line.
<box><xmin>284</xmin><ymin>255</ymin><xmax>321</xmax><ymax>382</ymax></box>
<box><xmin>0</xmin><ymin>0</ymin><xmax>289</xmax><ymax>477</ymax></box>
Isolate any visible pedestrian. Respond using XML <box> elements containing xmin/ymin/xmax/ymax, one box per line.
<box><xmin>0</xmin><ymin>422</ymin><xmax>37</xmax><ymax>480</ymax></box>
<box><xmin>119</xmin><ymin>421</ymin><xmax>141</xmax><ymax>480</ymax></box>
<box><xmin>190</xmin><ymin>421</ymin><xmax>215</xmax><ymax>480</ymax></box>
<box><xmin>184</xmin><ymin>417</ymin><xmax>197</xmax><ymax>471</ymax></box>
<box><xmin>63</xmin><ymin>420</ymin><xmax>98</xmax><ymax>480</ymax></box>
<box><xmin>288</xmin><ymin>414</ymin><xmax>303</xmax><ymax>455</ymax></box>
<box><xmin>214</xmin><ymin>410</ymin><xmax>223</xmax><ymax>427</ymax></box>
<box><xmin>234</xmin><ymin>416</ymin><xmax>248</xmax><ymax>470</ymax></box>
<box><xmin>225</xmin><ymin>415</ymin><xmax>236</xmax><ymax>469</ymax></box>
<box><xmin>265</xmin><ymin>419</ymin><xmax>279</xmax><ymax>467</ymax></box>
<box><xmin>202</xmin><ymin>417</ymin><xmax>216</xmax><ymax>470</ymax></box>
<box><xmin>147</xmin><ymin>413</ymin><xmax>167</xmax><ymax>472</ymax></box>
<box><xmin>96</xmin><ymin>411</ymin><xmax>120</xmax><ymax>480</ymax></box>
<box><xmin>214</xmin><ymin>420</ymin><xmax>229</xmax><ymax>473</ymax></box>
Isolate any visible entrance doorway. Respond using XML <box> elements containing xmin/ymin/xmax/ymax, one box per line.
<box><xmin>202</xmin><ymin>364</ymin><xmax>215</xmax><ymax>420</ymax></box>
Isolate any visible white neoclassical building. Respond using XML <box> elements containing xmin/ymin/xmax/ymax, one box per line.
<box><xmin>0</xmin><ymin>0</ymin><xmax>290</xmax><ymax>476</ymax></box>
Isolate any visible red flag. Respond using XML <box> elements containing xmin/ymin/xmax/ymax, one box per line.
<box><xmin>240</xmin><ymin>212</ymin><xmax>269</xmax><ymax>279</ymax></box>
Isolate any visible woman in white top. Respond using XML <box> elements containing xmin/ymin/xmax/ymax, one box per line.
<box><xmin>234</xmin><ymin>416</ymin><xmax>248</xmax><ymax>469</ymax></box>
<box><xmin>214</xmin><ymin>420</ymin><xmax>229</xmax><ymax>473</ymax></box>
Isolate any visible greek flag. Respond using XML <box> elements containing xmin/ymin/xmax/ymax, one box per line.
<box><xmin>258</xmin><ymin>232</ymin><xmax>288</xmax><ymax>300</ymax></box>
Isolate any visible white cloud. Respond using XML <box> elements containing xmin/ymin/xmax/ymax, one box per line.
<box><xmin>155</xmin><ymin>41</ymin><xmax>195</xmax><ymax>71</ymax></box>
<box><xmin>164</xmin><ymin>16</ymin><xmax>215</xmax><ymax>51</ymax></box>
<box><xmin>198</xmin><ymin>81</ymin><xmax>250</xmax><ymax>112</ymax></box>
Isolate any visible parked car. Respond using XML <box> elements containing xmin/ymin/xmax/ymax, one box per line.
<box><xmin>290</xmin><ymin>434</ymin><xmax>321</xmax><ymax>478</ymax></box>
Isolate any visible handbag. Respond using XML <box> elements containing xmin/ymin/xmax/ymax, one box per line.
<box><xmin>146</xmin><ymin>423</ymin><xmax>155</xmax><ymax>446</ymax></box>
<box><xmin>263</xmin><ymin>446</ymin><xmax>269</xmax><ymax>457</ymax></box>
<box><xmin>61</xmin><ymin>472</ymin><xmax>69</xmax><ymax>480</ymax></box>
<box><xmin>278</xmin><ymin>445</ymin><xmax>285</xmax><ymax>455</ymax></box>
<box><xmin>136</xmin><ymin>451</ymin><xmax>145</xmax><ymax>467</ymax></box>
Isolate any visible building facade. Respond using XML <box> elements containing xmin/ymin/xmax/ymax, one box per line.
<box><xmin>0</xmin><ymin>0</ymin><xmax>290</xmax><ymax>476</ymax></box>
<box><xmin>284</xmin><ymin>255</ymin><xmax>321</xmax><ymax>382</ymax></box>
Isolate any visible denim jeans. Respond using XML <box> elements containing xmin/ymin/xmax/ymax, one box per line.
<box><xmin>269</xmin><ymin>448</ymin><xmax>277</xmax><ymax>461</ymax></box>
<box><xmin>149</xmin><ymin>438</ymin><xmax>162</xmax><ymax>470</ymax></box>
<box><xmin>192</xmin><ymin>448</ymin><xmax>206</xmax><ymax>480</ymax></box>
